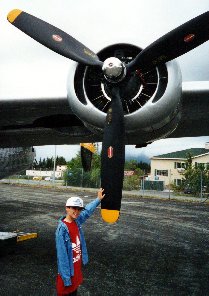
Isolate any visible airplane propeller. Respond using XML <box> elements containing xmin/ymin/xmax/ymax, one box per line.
<box><xmin>7</xmin><ymin>9</ymin><xmax>102</xmax><ymax>67</ymax></box>
<box><xmin>8</xmin><ymin>9</ymin><xmax>209</xmax><ymax>223</ymax></box>
<box><xmin>80</xmin><ymin>143</ymin><xmax>96</xmax><ymax>172</ymax></box>
<box><xmin>127</xmin><ymin>11</ymin><xmax>209</xmax><ymax>73</ymax></box>
<box><xmin>100</xmin><ymin>86</ymin><xmax>125</xmax><ymax>223</ymax></box>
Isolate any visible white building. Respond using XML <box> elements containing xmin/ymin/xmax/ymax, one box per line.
<box><xmin>26</xmin><ymin>165</ymin><xmax>67</xmax><ymax>179</ymax></box>
<box><xmin>149</xmin><ymin>146</ymin><xmax>209</xmax><ymax>187</ymax></box>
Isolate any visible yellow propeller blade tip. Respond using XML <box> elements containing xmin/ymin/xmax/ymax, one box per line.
<box><xmin>101</xmin><ymin>209</ymin><xmax>120</xmax><ymax>223</ymax></box>
<box><xmin>7</xmin><ymin>9</ymin><xmax>22</xmax><ymax>23</ymax></box>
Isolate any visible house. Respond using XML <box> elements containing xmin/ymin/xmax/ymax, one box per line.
<box><xmin>56</xmin><ymin>165</ymin><xmax>68</xmax><ymax>173</ymax></box>
<box><xmin>26</xmin><ymin>165</ymin><xmax>67</xmax><ymax>179</ymax></box>
<box><xmin>150</xmin><ymin>146</ymin><xmax>209</xmax><ymax>188</ymax></box>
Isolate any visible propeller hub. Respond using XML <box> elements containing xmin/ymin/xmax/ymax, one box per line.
<box><xmin>102</xmin><ymin>57</ymin><xmax>126</xmax><ymax>83</ymax></box>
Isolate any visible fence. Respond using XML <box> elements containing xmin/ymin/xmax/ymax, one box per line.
<box><xmin>142</xmin><ymin>180</ymin><xmax>164</xmax><ymax>191</ymax></box>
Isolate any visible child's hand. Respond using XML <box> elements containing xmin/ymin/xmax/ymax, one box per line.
<box><xmin>97</xmin><ymin>188</ymin><xmax>105</xmax><ymax>200</ymax></box>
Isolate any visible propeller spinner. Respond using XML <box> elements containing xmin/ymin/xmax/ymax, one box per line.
<box><xmin>7</xmin><ymin>9</ymin><xmax>209</xmax><ymax>223</ymax></box>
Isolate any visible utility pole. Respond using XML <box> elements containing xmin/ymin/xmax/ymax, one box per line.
<box><xmin>200</xmin><ymin>170</ymin><xmax>203</xmax><ymax>199</ymax></box>
<box><xmin>53</xmin><ymin>145</ymin><xmax>56</xmax><ymax>185</ymax></box>
<box><xmin>168</xmin><ymin>169</ymin><xmax>171</xmax><ymax>200</ymax></box>
<box><xmin>142</xmin><ymin>173</ymin><xmax>145</xmax><ymax>196</ymax></box>
<box><xmin>81</xmin><ymin>168</ymin><xmax>84</xmax><ymax>187</ymax></box>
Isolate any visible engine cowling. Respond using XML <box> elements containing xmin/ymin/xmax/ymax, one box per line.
<box><xmin>67</xmin><ymin>43</ymin><xmax>182</xmax><ymax>145</ymax></box>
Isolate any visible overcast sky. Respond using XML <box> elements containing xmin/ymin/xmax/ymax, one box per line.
<box><xmin>0</xmin><ymin>0</ymin><xmax>209</xmax><ymax>161</ymax></box>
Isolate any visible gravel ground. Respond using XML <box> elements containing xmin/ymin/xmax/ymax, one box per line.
<box><xmin>0</xmin><ymin>183</ymin><xmax>208</xmax><ymax>296</ymax></box>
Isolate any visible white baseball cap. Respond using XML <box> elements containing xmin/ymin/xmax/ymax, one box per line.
<box><xmin>66</xmin><ymin>196</ymin><xmax>84</xmax><ymax>209</ymax></box>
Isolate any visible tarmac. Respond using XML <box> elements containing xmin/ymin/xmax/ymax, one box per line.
<box><xmin>0</xmin><ymin>182</ymin><xmax>208</xmax><ymax>295</ymax></box>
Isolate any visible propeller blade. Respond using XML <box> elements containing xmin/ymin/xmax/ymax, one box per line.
<box><xmin>127</xmin><ymin>11</ymin><xmax>209</xmax><ymax>72</ymax></box>
<box><xmin>80</xmin><ymin>143</ymin><xmax>96</xmax><ymax>172</ymax></box>
<box><xmin>101</xmin><ymin>87</ymin><xmax>125</xmax><ymax>223</ymax></box>
<box><xmin>7</xmin><ymin>9</ymin><xmax>102</xmax><ymax>67</ymax></box>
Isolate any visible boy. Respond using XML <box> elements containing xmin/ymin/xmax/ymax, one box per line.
<box><xmin>55</xmin><ymin>188</ymin><xmax>105</xmax><ymax>296</ymax></box>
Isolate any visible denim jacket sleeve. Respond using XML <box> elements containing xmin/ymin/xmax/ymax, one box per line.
<box><xmin>77</xmin><ymin>197</ymin><xmax>101</xmax><ymax>225</ymax></box>
<box><xmin>55</xmin><ymin>224</ymin><xmax>73</xmax><ymax>286</ymax></box>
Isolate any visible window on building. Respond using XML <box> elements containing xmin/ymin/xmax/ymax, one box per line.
<box><xmin>156</xmin><ymin>170</ymin><xmax>168</xmax><ymax>176</ymax></box>
<box><xmin>174</xmin><ymin>179</ymin><xmax>183</xmax><ymax>186</ymax></box>
<box><xmin>182</xmin><ymin>163</ymin><xmax>186</xmax><ymax>168</ymax></box>
<box><xmin>174</xmin><ymin>162</ymin><xmax>186</xmax><ymax>169</ymax></box>
<box><xmin>195</xmin><ymin>162</ymin><xmax>207</xmax><ymax>169</ymax></box>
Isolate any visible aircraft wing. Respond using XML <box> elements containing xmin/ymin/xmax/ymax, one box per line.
<box><xmin>168</xmin><ymin>81</ymin><xmax>209</xmax><ymax>138</ymax></box>
<box><xmin>0</xmin><ymin>80</ymin><xmax>208</xmax><ymax>149</ymax></box>
<box><xmin>0</xmin><ymin>94</ymin><xmax>101</xmax><ymax>148</ymax></box>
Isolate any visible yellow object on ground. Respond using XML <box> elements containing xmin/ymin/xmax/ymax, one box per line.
<box><xmin>17</xmin><ymin>232</ymin><xmax>38</xmax><ymax>242</ymax></box>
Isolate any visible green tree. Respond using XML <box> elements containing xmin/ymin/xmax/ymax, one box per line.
<box><xmin>125</xmin><ymin>160</ymin><xmax>138</xmax><ymax>170</ymax></box>
<box><xmin>56</xmin><ymin>156</ymin><xmax>67</xmax><ymax>165</ymax></box>
<box><xmin>123</xmin><ymin>163</ymin><xmax>144</xmax><ymax>190</ymax></box>
<box><xmin>33</xmin><ymin>155</ymin><xmax>67</xmax><ymax>170</ymax></box>
<box><xmin>123</xmin><ymin>175</ymin><xmax>140</xmax><ymax>190</ymax></box>
<box><xmin>88</xmin><ymin>154</ymin><xmax>101</xmax><ymax>187</ymax></box>
<box><xmin>137</xmin><ymin>161</ymin><xmax>150</xmax><ymax>174</ymax></box>
<box><xmin>46</xmin><ymin>157</ymin><xmax>53</xmax><ymax>170</ymax></box>
<box><xmin>64</xmin><ymin>152</ymin><xmax>86</xmax><ymax>186</ymax></box>
<box><xmin>38</xmin><ymin>158</ymin><xmax>42</xmax><ymax>169</ymax></box>
<box><xmin>182</xmin><ymin>154</ymin><xmax>209</xmax><ymax>196</ymax></box>
<box><xmin>32</xmin><ymin>158</ymin><xmax>38</xmax><ymax>169</ymax></box>
<box><xmin>42</xmin><ymin>158</ymin><xmax>46</xmax><ymax>169</ymax></box>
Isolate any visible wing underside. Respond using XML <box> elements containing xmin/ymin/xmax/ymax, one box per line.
<box><xmin>0</xmin><ymin>81</ymin><xmax>208</xmax><ymax>148</ymax></box>
<box><xmin>169</xmin><ymin>81</ymin><xmax>209</xmax><ymax>138</ymax></box>
<box><xmin>0</xmin><ymin>95</ymin><xmax>101</xmax><ymax>147</ymax></box>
